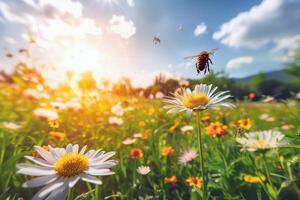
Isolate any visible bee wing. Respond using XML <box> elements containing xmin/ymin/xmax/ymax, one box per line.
<box><xmin>209</xmin><ymin>48</ymin><xmax>219</xmax><ymax>56</ymax></box>
<box><xmin>184</xmin><ymin>55</ymin><xmax>199</xmax><ymax>59</ymax></box>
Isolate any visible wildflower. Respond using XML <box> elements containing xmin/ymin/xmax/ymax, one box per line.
<box><xmin>137</xmin><ymin>166</ymin><xmax>151</xmax><ymax>175</ymax></box>
<box><xmin>248</xmin><ymin>92</ymin><xmax>256</xmax><ymax>101</ymax></box>
<box><xmin>168</xmin><ymin>121</ymin><xmax>180</xmax><ymax>133</ymax></box>
<box><xmin>200</xmin><ymin>112</ymin><xmax>211</xmax><ymax>123</ymax></box>
<box><xmin>164</xmin><ymin>176</ymin><xmax>177</xmax><ymax>185</ymax></box>
<box><xmin>181</xmin><ymin>125</ymin><xmax>193</xmax><ymax>135</ymax></box>
<box><xmin>229</xmin><ymin>121</ymin><xmax>236</xmax><ymax>128</ymax></box>
<box><xmin>17</xmin><ymin>144</ymin><xmax>117</xmax><ymax>199</ymax></box>
<box><xmin>2</xmin><ymin>122</ymin><xmax>21</xmax><ymax>130</ymax></box>
<box><xmin>34</xmin><ymin>108</ymin><xmax>58</xmax><ymax>121</ymax></box>
<box><xmin>111</xmin><ymin>104</ymin><xmax>124</xmax><ymax>116</ymax></box>
<box><xmin>134</xmin><ymin>129</ymin><xmax>151</xmax><ymax>140</ymax></box>
<box><xmin>108</xmin><ymin>117</ymin><xmax>123</xmax><ymax>125</ymax></box>
<box><xmin>236</xmin><ymin>130</ymin><xmax>288</xmax><ymax>152</ymax></box>
<box><xmin>244</xmin><ymin>175</ymin><xmax>266</xmax><ymax>184</ymax></box>
<box><xmin>155</xmin><ymin>92</ymin><xmax>164</xmax><ymax>99</ymax></box>
<box><xmin>130</xmin><ymin>148</ymin><xmax>143</xmax><ymax>159</ymax></box>
<box><xmin>163</xmin><ymin>84</ymin><xmax>234</xmax><ymax>115</ymax></box>
<box><xmin>259</xmin><ymin>113</ymin><xmax>275</xmax><ymax>122</ymax></box>
<box><xmin>48</xmin><ymin>120</ymin><xmax>59</xmax><ymax>128</ymax></box>
<box><xmin>186</xmin><ymin>176</ymin><xmax>202</xmax><ymax>188</ymax></box>
<box><xmin>50</xmin><ymin>102</ymin><xmax>66</xmax><ymax>111</ymax></box>
<box><xmin>148</xmin><ymin>108</ymin><xmax>155</xmax><ymax>115</ymax></box>
<box><xmin>281</xmin><ymin>123</ymin><xmax>294</xmax><ymax>130</ymax></box>
<box><xmin>205</xmin><ymin>122</ymin><xmax>228</xmax><ymax>138</ymax></box>
<box><xmin>237</xmin><ymin>118</ymin><xmax>252</xmax><ymax>130</ymax></box>
<box><xmin>49</xmin><ymin>131</ymin><xmax>65</xmax><ymax>141</ymax></box>
<box><xmin>161</xmin><ymin>146</ymin><xmax>175</xmax><ymax>157</ymax></box>
<box><xmin>65</xmin><ymin>99</ymin><xmax>82</xmax><ymax>111</ymax></box>
<box><xmin>262</xmin><ymin>96</ymin><xmax>275</xmax><ymax>103</ymax></box>
<box><xmin>23</xmin><ymin>88</ymin><xmax>49</xmax><ymax>100</ymax></box>
<box><xmin>138</xmin><ymin>121</ymin><xmax>146</xmax><ymax>127</ymax></box>
<box><xmin>179</xmin><ymin>149</ymin><xmax>197</xmax><ymax>164</ymax></box>
<box><xmin>122</xmin><ymin>137</ymin><xmax>136</xmax><ymax>145</ymax></box>
<box><xmin>225</xmin><ymin>111</ymin><xmax>232</xmax><ymax>117</ymax></box>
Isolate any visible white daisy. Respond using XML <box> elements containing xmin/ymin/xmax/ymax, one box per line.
<box><xmin>17</xmin><ymin>144</ymin><xmax>117</xmax><ymax>200</ymax></box>
<box><xmin>33</xmin><ymin>108</ymin><xmax>58</xmax><ymax>121</ymax></box>
<box><xmin>111</xmin><ymin>104</ymin><xmax>124</xmax><ymax>116</ymax></box>
<box><xmin>65</xmin><ymin>99</ymin><xmax>82</xmax><ymax>111</ymax></box>
<box><xmin>122</xmin><ymin>137</ymin><xmax>136</xmax><ymax>145</ymax></box>
<box><xmin>236</xmin><ymin>130</ymin><xmax>288</xmax><ymax>152</ymax></box>
<box><xmin>23</xmin><ymin>88</ymin><xmax>49</xmax><ymax>100</ymax></box>
<box><xmin>163</xmin><ymin>84</ymin><xmax>234</xmax><ymax>115</ymax></box>
<box><xmin>2</xmin><ymin>122</ymin><xmax>21</xmax><ymax>130</ymax></box>
<box><xmin>108</xmin><ymin>116</ymin><xmax>123</xmax><ymax>125</ymax></box>
<box><xmin>136</xmin><ymin>166</ymin><xmax>151</xmax><ymax>175</ymax></box>
<box><xmin>181</xmin><ymin>125</ymin><xmax>193</xmax><ymax>133</ymax></box>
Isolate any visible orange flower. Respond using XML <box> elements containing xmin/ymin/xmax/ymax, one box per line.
<box><xmin>226</xmin><ymin>111</ymin><xmax>232</xmax><ymax>117</ymax></box>
<box><xmin>161</xmin><ymin>146</ymin><xmax>175</xmax><ymax>157</ymax></box>
<box><xmin>248</xmin><ymin>92</ymin><xmax>256</xmax><ymax>101</ymax></box>
<box><xmin>281</xmin><ymin>124</ymin><xmax>294</xmax><ymax>130</ymax></box>
<box><xmin>186</xmin><ymin>176</ymin><xmax>202</xmax><ymax>188</ymax></box>
<box><xmin>141</xmin><ymin>129</ymin><xmax>151</xmax><ymax>139</ymax></box>
<box><xmin>48</xmin><ymin>120</ymin><xmax>59</xmax><ymax>128</ymax></box>
<box><xmin>49</xmin><ymin>131</ymin><xmax>65</xmax><ymax>141</ymax></box>
<box><xmin>164</xmin><ymin>176</ymin><xmax>177</xmax><ymax>185</ymax></box>
<box><xmin>200</xmin><ymin>112</ymin><xmax>211</xmax><ymax>123</ymax></box>
<box><xmin>130</xmin><ymin>148</ymin><xmax>143</xmax><ymax>159</ymax></box>
<box><xmin>138</xmin><ymin>121</ymin><xmax>146</xmax><ymax>127</ymax></box>
<box><xmin>229</xmin><ymin>121</ymin><xmax>236</xmax><ymax>128</ymax></box>
<box><xmin>205</xmin><ymin>122</ymin><xmax>228</xmax><ymax>137</ymax></box>
<box><xmin>168</xmin><ymin>121</ymin><xmax>180</xmax><ymax>133</ymax></box>
<box><xmin>127</xmin><ymin>114</ymin><xmax>135</xmax><ymax>119</ymax></box>
<box><xmin>238</xmin><ymin>118</ymin><xmax>252</xmax><ymax>130</ymax></box>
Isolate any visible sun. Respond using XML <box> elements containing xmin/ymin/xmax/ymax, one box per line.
<box><xmin>62</xmin><ymin>43</ymin><xmax>103</xmax><ymax>74</ymax></box>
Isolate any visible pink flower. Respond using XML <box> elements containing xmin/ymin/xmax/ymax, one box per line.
<box><xmin>179</xmin><ymin>149</ymin><xmax>197</xmax><ymax>164</ymax></box>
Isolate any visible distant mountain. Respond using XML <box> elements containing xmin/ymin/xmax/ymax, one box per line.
<box><xmin>232</xmin><ymin>69</ymin><xmax>296</xmax><ymax>83</ymax></box>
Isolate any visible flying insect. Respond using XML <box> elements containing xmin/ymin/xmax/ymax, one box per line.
<box><xmin>184</xmin><ymin>48</ymin><xmax>218</xmax><ymax>75</ymax></box>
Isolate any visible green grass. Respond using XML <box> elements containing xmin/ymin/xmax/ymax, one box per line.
<box><xmin>0</xmin><ymin>83</ymin><xmax>299</xmax><ymax>200</ymax></box>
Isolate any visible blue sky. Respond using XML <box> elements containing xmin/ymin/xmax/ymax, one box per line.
<box><xmin>0</xmin><ymin>0</ymin><xmax>300</xmax><ymax>87</ymax></box>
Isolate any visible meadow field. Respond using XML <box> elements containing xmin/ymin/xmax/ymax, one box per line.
<box><xmin>0</xmin><ymin>75</ymin><xmax>299</xmax><ymax>200</ymax></box>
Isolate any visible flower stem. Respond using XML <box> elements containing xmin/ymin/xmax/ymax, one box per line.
<box><xmin>196</xmin><ymin>112</ymin><xmax>207</xmax><ymax>199</ymax></box>
<box><xmin>67</xmin><ymin>188</ymin><xmax>73</xmax><ymax>200</ymax></box>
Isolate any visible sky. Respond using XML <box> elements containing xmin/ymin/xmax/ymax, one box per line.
<box><xmin>0</xmin><ymin>0</ymin><xmax>300</xmax><ymax>87</ymax></box>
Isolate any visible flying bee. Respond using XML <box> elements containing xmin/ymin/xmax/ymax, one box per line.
<box><xmin>184</xmin><ymin>48</ymin><xmax>218</xmax><ymax>75</ymax></box>
<box><xmin>153</xmin><ymin>36</ymin><xmax>161</xmax><ymax>45</ymax></box>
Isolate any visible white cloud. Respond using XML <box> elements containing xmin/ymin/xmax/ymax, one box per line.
<box><xmin>3</xmin><ymin>37</ymin><xmax>16</xmax><ymax>44</ymax></box>
<box><xmin>226</xmin><ymin>56</ymin><xmax>253</xmax><ymax>69</ymax></box>
<box><xmin>127</xmin><ymin>0</ymin><xmax>135</xmax><ymax>7</ymax></box>
<box><xmin>109</xmin><ymin>15</ymin><xmax>136</xmax><ymax>39</ymax></box>
<box><xmin>194</xmin><ymin>22</ymin><xmax>207</xmax><ymax>37</ymax></box>
<box><xmin>213</xmin><ymin>0</ymin><xmax>300</xmax><ymax>50</ymax></box>
<box><xmin>22</xmin><ymin>0</ymin><xmax>83</xmax><ymax>18</ymax></box>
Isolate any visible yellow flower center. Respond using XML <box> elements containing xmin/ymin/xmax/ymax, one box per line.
<box><xmin>182</xmin><ymin>93</ymin><xmax>210</xmax><ymax>109</ymax></box>
<box><xmin>55</xmin><ymin>153</ymin><xmax>89</xmax><ymax>177</ymax></box>
<box><xmin>257</xmin><ymin>139</ymin><xmax>266</xmax><ymax>148</ymax></box>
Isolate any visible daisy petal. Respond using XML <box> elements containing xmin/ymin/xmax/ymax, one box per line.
<box><xmin>22</xmin><ymin>175</ymin><xmax>57</xmax><ymax>188</ymax></box>
<box><xmin>81</xmin><ymin>174</ymin><xmax>103</xmax><ymax>185</ymax></box>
